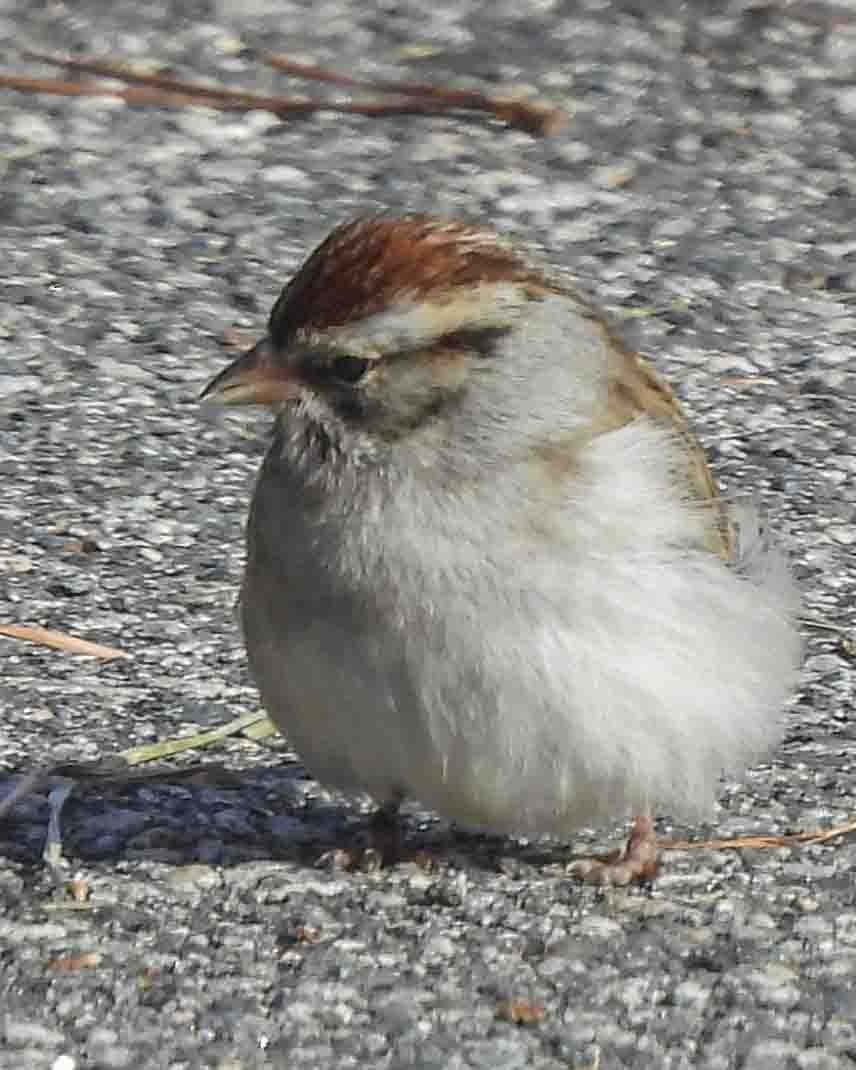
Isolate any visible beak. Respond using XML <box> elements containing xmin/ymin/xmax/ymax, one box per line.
<box><xmin>200</xmin><ymin>337</ymin><xmax>299</xmax><ymax>406</ymax></box>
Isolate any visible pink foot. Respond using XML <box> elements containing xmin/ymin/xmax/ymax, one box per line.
<box><xmin>569</xmin><ymin>815</ymin><xmax>659</xmax><ymax>885</ymax></box>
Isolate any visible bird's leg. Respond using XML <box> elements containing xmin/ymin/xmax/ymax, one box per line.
<box><xmin>367</xmin><ymin>797</ymin><xmax>404</xmax><ymax>866</ymax></box>
<box><xmin>321</xmin><ymin>796</ymin><xmax>405</xmax><ymax>871</ymax></box>
<box><xmin>568</xmin><ymin>814</ymin><xmax>659</xmax><ymax>885</ymax></box>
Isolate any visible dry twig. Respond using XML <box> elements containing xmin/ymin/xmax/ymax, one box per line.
<box><xmin>258</xmin><ymin>48</ymin><xmax>565</xmax><ymax>135</ymax></box>
<box><xmin>662</xmin><ymin>818</ymin><xmax>856</xmax><ymax>852</ymax></box>
<box><xmin>0</xmin><ymin>623</ymin><xmax>129</xmax><ymax>660</ymax></box>
<box><xmin>6</xmin><ymin>49</ymin><xmax>563</xmax><ymax>137</ymax></box>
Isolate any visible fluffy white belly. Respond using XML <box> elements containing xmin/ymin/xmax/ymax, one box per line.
<box><xmin>241</xmin><ymin>528</ymin><xmax>798</xmax><ymax>837</ymax></box>
<box><xmin>239</xmin><ymin>418</ymin><xmax>800</xmax><ymax>838</ymax></box>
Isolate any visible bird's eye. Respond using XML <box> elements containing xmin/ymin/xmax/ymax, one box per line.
<box><xmin>331</xmin><ymin>355</ymin><xmax>370</xmax><ymax>384</ymax></box>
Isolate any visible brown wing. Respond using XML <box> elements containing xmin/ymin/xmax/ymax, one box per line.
<box><xmin>556</xmin><ymin>284</ymin><xmax>734</xmax><ymax>560</ymax></box>
<box><xmin>602</xmin><ymin>326</ymin><xmax>733</xmax><ymax>559</ymax></box>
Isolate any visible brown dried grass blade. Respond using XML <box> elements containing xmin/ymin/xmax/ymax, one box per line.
<box><xmin>0</xmin><ymin>623</ymin><xmax>129</xmax><ymax>660</ymax></box>
<box><xmin>662</xmin><ymin>818</ymin><xmax>856</xmax><ymax>852</ymax></box>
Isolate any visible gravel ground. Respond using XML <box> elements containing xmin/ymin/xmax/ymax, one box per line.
<box><xmin>2</xmin><ymin>0</ymin><xmax>856</xmax><ymax>1067</ymax></box>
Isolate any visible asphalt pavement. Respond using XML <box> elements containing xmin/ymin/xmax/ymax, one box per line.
<box><xmin>1</xmin><ymin>1</ymin><xmax>856</xmax><ymax>1067</ymax></box>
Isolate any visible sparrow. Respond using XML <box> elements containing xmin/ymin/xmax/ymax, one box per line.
<box><xmin>202</xmin><ymin>215</ymin><xmax>801</xmax><ymax>882</ymax></box>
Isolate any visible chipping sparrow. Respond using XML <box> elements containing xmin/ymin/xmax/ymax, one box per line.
<box><xmin>202</xmin><ymin>215</ymin><xmax>801</xmax><ymax>882</ymax></box>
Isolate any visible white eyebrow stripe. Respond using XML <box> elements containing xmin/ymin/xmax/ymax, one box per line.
<box><xmin>317</xmin><ymin>282</ymin><xmax>532</xmax><ymax>358</ymax></box>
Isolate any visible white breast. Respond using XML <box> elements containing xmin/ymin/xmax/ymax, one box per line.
<box><xmin>241</xmin><ymin>411</ymin><xmax>800</xmax><ymax>835</ymax></box>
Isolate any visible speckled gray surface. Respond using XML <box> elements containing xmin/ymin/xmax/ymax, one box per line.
<box><xmin>1</xmin><ymin>1</ymin><xmax>856</xmax><ymax>1067</ymax></box>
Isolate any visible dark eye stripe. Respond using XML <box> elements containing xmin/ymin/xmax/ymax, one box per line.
<box><xmin>434</xmin><ymin>325</ymin><xmax>512</xmax><ymax>358</ymax></box>
<box><xmin>332</xmin><ymin>355</ymin><xmax>370</xmax><ymax>383</ymax></box>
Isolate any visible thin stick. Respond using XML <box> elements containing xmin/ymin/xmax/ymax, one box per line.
<box><xmin>0</xmin><ymin>623</ymin><xmax>129</xmax><ymax>660</ymax></box>
<box><xmin>1</xmin><ymin>72</ymin><xmax>544</xmax><ymax>129</ymax></box>
<box><xmin>43</xmin><ymin>780</ymin><xmax>74</xmax><ymax>868</ymax></box>
<box><xmin>22</xmin><ymin>49</ymin><xmax>293</xmax><ymax>107</ymax></box>
<box><xmin>258</xmin><ymin>49</ymin><xmax>566</xmax><ymax>135</ymax></box>
<box><xmin>0</xmin><ymin>73</ymin><xmax>240</xmax><ymax>110</ymax></box>
<box><xmin>0</xmin><ymin>759</ymin><xmax>248</xmax><ymax>824</ymax></box>
<box><xmin>662</xmin><ymin>818</ymin><xmax>856</xmax><ymax>852</ymax></box>
<box><xmin>16</xmin><ymin>50</ymin><xmax>563</xmax><ymax>136</ymax></box>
